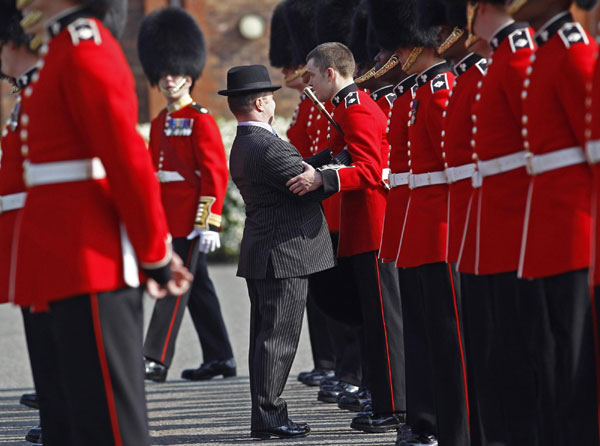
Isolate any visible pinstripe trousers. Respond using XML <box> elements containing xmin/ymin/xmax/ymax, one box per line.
<box><xmin>246</xmin><ymin>272</ymin><xmax>308</xmax><ymax>430</ymax></box>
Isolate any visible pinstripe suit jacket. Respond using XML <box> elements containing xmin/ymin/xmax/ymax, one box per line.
<box><xmin>230</xmin><ymin>125</ymin><xmax>336</xmax><ymax>279</ymax></box>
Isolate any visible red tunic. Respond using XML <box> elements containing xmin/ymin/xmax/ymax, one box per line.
<box><xmin>14</xmin><ymin>17</ymin><xmax>170</xmax><ymax>308</ymax></box>
<box><xmin>458</xmin><ymin>23</ymin><xmax>535</xmax><ymax>275</ymax></box>
<box><xmin>589</xmin><ymin>42</ymin><xmax>600</xmax><ymax>285</ymax></box>
<box><xmin>519</xmin><ymin>14</ymin><xmax>595</xmax><ymax>279</ymax></box>
<box><xmin>321</xmin><ymin>85</ymin><xmax>388</xmax><ymax>257</ymax></box>
<box><xmin>150</xmin><ymin>103</ymin><xmax>228</xmax><ymax>237</ymax></box>
<box><xmin>0</xmin><ymin>98</ymin><xmax>27</xmax><ymax>303</ymax></box>
<box><xmin>287</xmin><ymin>94</ymin><xmax>313</xmax><ymax>158</ymax></box>
<box><xmin>397</xmin><ymin>63</ymin><xmax>454</xmax><ymax>268</ymax></box>
<box><xmin>443</xmin><ymin>54</ymin><xmax>487</xmax><ymax>264</ymax></box>
<box><xmin>379</xmin><ymin>75</ymin><xmax>416</xmax><ymax>262</ymax></box>
<box><xmin>371</xmin><ymin>85</ymin><xmax>396</xmax><ymax>116</ymax></box>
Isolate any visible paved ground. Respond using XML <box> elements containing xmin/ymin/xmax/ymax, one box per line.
<box><xmin>0</xmin><ymin>264</ymin><xmax>397</xmax><ymax>445</ymax></box>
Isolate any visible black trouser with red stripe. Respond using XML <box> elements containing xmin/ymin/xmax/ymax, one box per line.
<box><xmin>338</xmin><ymin>251</ymin><xmax>405</xmax><ymax>414</ymax></box>
<box><xmin>461</xmin><ymin>272</ymin><xmax>538</xmax><ymax>446</ymax></box>
<box><xmin>144</xmin><ymin>237</ymin><xmax>200</xmax><ymax>367</ymax></box>
<box><xmin>21</xmin><ymin>308</ymin><xmax>72</xmax><ymax>446</ymax></box>
<box><xmin>519</xmin><ymin>270</ymin><xmax>599</xmax><ymax>446</ymax></box>
<box><xmin>400</xmin><ymin>262</ymin><xmax>469</xmax><ymax>445</ymax></box>
<box><xmin>48</xmin><ymin>288</ymin><xmax>150</xmax><ymax>445</ymax></box>
<box><xmin>305</xmin><ymin>291</ymin><xmax>336</xmax><ymax>371</ymax></box>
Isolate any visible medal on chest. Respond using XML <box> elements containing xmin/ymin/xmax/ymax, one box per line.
<box><xmin>164</xmin><ymin>118</ymin><xmax>194</xmax><ymax>136</ymax></box>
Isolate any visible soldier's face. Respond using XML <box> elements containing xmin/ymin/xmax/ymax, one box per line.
<box><xmin>305</xmin><ymin>58</ymin><xmax>333</xmax><ymax>102</ymax></box>
<box><xmin>158</xmin><ymin>74</ymin><xmax>192</xmax><ymax>101</ymax></box>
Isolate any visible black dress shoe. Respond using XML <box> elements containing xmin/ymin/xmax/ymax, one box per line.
<box><xmin>351</xmin><ymin>411</ymin><xmax>406</xmax><ymax>433</ymax></box>
<box><xmin>25</xmin><ymin>425</ymin><xmax>41</xmax><ymax>443</ymax></box>
<box><xmin>20</xmin><ymin>393</ymin><xmax>39</xmax><ymax>410</ymax></box>
<box><xmin>318</xmin><ymin>381</ymin><xmax>359</xmax><ymax>403</ymax></box>
<box><xmin>397</xmin><ymin>433</ymin><xmax>438</xmax><ymax>446</ymax></box>
<box><xmin>337</xmin><ymin>387</ymin><xmax>371</xmax><ymax>412</ymax></box>
<box><xmin>300</xmin><ymin>368</ymin><xmax>335</xmax><ymax>386</ymax></box>
<box><xmin>251</xmin><ymin>419</ymin><xmax>310</xmax><ymax>439</ymax></box>
<box><xmin>144</xmin><ymin>358</ymin><xmax>168</xmax><ymax>383</ymax></box>
<box><xmin>181</xmin><ymin>358</ymin><xmax>236</xmax><ymax>381</ymax></box>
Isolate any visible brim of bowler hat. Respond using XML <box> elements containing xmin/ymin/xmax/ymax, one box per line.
<box><xmin>218</xmin><ymin>83</ymin><xmax>282</xmax><ymax>96</ymax></box>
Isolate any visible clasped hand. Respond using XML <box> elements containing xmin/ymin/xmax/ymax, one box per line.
<box><xmin>286</xmin><ymin>162</ymin><xmax>323</xmax><ymax>196</ymax></box>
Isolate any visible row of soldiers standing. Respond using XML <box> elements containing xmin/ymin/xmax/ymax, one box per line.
<box><xmin>271</xmin><ymin>0</ymin><xmax>600</xmax><ymax>445</ymax></box>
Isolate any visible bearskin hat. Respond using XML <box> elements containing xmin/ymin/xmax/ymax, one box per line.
<box><xmin>283</xmin><ymin>0</ymin><xmax>319</xmax><ymax>66</ymax></box>
<box><xmin>0</xmin><ymin>0</ymin><xmax>28</xmax><ymax>45</ymax></box>
<box><xmin>138</xmin><ymin>7</ymin><xmax>206</xmax><ymax>86</ymax></box>
<box><xmin>315</xmin><ymin>0</ymin><xmax>362</xmax><ymax>45</ymax></box>
<box><xmin>348</xmin><ymin>0</ymin><xmax>376</xmax><ymax>67</ymax></box>
<box><xmin>419</xmin><ymin>0</ymin><xmax>467</xmax><ymax>28</ymax></box>
<box><xmin>269</xmin><ymin>2</ymin><xmax>294</xmax><ymax>68</ymax></box>
<box><xmin>575</xmin><ymin>0</ymin><xmax>598</xmax><ymax>9</ymax></box>
<box><xmin>368</xmin><ymin>0</ymin><xmax>439</xmax><ymax>50</ymax></box>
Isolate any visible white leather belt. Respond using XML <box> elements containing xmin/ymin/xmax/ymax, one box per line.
<box><xmin>473</xmin><ymin>150</ymin><xmax>527</xmax><ymax>188</ymax></box>
<box><xmin>24</xmin><ymin>158</ymin><xmax>106</xmax><ymax>187</ymax></box>
<box><xmin>445</xmin><ymin>163</ymin><xmax>476</xmax><ymax>184</ymax></box>
<box><xmin>0</xmin><ymin>192</ymin><xmax>26</xmax><ymax>214</ymax></box>
<box><xmin>157</xmin><ymin>170</ymin><xmax>185</xmax><ymax>183</ymax></box>
<box><xmin>586</xmin><ymin>140</ymin><xmax>600</xmax><ymax>164</ymax></box>
<box><xmin>526</xmin><ymin>146</ymin><xmax>585</xmax><ymax>175</ymax></box>
<box><xmin>408</xmin><ymin>171</ymin><xmax>447</xmax><ymax>189</ymax></box>
<box><xmin>389</xmin><ymin>172</ymin><xmax>410</xmax><ymax>188</ymax></box>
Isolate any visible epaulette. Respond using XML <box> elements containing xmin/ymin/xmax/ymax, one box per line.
<box><xmin>345</xmin><ymin>91</ymin><xmax>360</xmax><ymax>108</ymax></box>
<box><xmin>67</xmin><ymin>18</ymin><xmax>102</xmax><ymax>46</ymax></box>
<box><xmin>431</xmin><ymin>73</ymin><xmax>450</xmax><ymax>94</ymax></box>
<box><xmin>191</xmin><ymin>103</ymin><xmax>209</xmax><ymax>114</ymax></box>
<box><xmin>558</xmin><ymin>22</ymin><xmax>589</xmax><ymax>49</ymax></box>
<box><xmin>508</xmin><ymin>28</ymin><xmax>534</xmax><ymax>53</ymax></box>
<box><xmin>475</xmin><ymin>58</ymin><xmax>488</xmax><ymax>76</ymax></box>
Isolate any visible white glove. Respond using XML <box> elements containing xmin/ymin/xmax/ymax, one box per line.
<box><xmin>187</xmin><ymin>229</ymin><xmax>220</xmax><ymax>253</ymax></box>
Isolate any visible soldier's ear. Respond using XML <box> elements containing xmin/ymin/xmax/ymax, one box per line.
<box><xmin>326</xmin><ymin>67</ymin><xmax>335</xmax><ymax>82</ymax></box>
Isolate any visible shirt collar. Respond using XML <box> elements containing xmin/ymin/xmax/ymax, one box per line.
<box><xmin>370</xmin><ymin>85</ymin><xmax>394</xmax><ymax>102</ymax></box>
<box><xmin>454</xmin><ymin>53</ymin><xmax>485</xmax><ymax>76</ymax></box>
<box><xmin>393</xmin><ymin>74</ymin><xmax>417</xmax><ymax>97</ymax></box>
<box><xmin>416</xmin><ymin>62</ymin><xmax>449</xmax><ymax>88</ymax></box>
<box><xmin>332</xmin><ymin>83</ymin><xmax>359</xmax><ymax>107</ymax></box>
<box><xmin>533</xmin><ymin>11</ymin><xmax>572</xmax><ymax>47</ymax></box>
<box><xmin>238</xmin><ymin>121</ymin><xmax>277</xmax><ymax>135</ymax></box>
<box><xmin>166</xmin><ymin>95</ymin><xmax>193</xmax><ymax>114</ymax></box>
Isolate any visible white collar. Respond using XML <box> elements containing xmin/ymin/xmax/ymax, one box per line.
<box><xmin>238</xmin><ymin>121</ymin><xmax>277</xmax><ymax>135</ymax></box>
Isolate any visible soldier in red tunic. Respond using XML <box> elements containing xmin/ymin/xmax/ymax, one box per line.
<box><xmin>137</xmin><ymin>7</ymin><xmax>234</xmax><ymax>384</ymax></box>
<box><xmin>290</xmin><ymin>41</ymin><xmax>406</xmax><ymax>434</ymax></box>
<box><xmin>509</xmin><ymin>0</ymin><xmax>600</xmax><ymax>444</ymax></box>
<box><xmin>14</xmin><ymin>0</ymin><xmax>191</xmax><ymax>443</ymax></box>
<box><xmin>455</xmin><ymin>0</ymin><xmax>538</xmax><ymax>443</ymax></box>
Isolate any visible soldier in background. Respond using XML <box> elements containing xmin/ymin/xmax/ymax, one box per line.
<box><xmin>13</xmin><ymin>0</ymin><xmax>192</xmax><ymax>443</ymax></box>
<box><xmin>137</xmin><ymin>6</ymin><xmax>235</xmax><ymax>384</ymax></box>
<box><xmin>269</xmin><ymin>0</ymin><xmax>338</xmax><ymax>387</ymax></box>
<box><xmin>509</xmin><ymin>0</ymin><xmax>599</xmax><ymax>443</ymax></box>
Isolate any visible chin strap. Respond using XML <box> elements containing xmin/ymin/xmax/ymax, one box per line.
<box><xmin>374</xmin><ymin>52</ymin><xmax>401</xmax><ymax>79</ymax></box>
<box><xmin>355</xmin><ymin>66</ymin><xmax>377</xmax><ymax>84</ymax></box>
<box><xmin>401</xmin><ymin>47</ymin><xmax>424</xmax><ymax>72</ymax></box>
<box><xmin>438</xmin><ymin>27</ymin><xmax>465</xmax><ymax>55</ymax></box>
<box><xmin>284</xmin><ymin>66</ymin><xmax>307</xmax><ymax>83</ymax></box>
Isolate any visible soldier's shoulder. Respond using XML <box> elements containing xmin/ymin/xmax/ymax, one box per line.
<box><xmin>558</xmin><ymin>22</ymin><xmax>590</xmax><ymax>49</ymax></box>
<box><xmin>191</xmin><ymin>103</ymin><xmax>210</xmax><ymax>114</ymax></box>
<box><xmin>508</xmin><ymin>28</ymin><xmax>535</xmax><ymax>53</ymax></box>
<box><xmin>66</xmin><ymin>18</ymin><xmax>103</xmax><ymax>47</ymax></box>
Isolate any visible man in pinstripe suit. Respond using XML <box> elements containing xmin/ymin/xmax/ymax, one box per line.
<box><xmin>220</xmin><ymin>65</ymin><xmax>336</xmax><ymax>439</ymax></box>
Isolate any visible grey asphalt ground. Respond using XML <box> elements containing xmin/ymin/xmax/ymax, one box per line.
<box><xmin>0</xmin><ymin>264</ymin><xmax>396</xmax><ymax>445</ymax></box>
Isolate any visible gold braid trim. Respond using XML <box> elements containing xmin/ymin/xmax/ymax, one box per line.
<box><xmin>438</xmin><ymin>27</ymin><xmax>465</xmax><ymax>55</ymax></box>
<box><xmin>355</xmin><ymin>66</ymin><xmax>377</xmax><ymax>84</ymax></box>
<box><xmin>401</xmin><ymin>47</ymin><xmax>424</xmax><ymax>72</ymax></box>
<box><xmin>284</xmin><ymin>66</ymin><xmax>307</xmax><ymax>83</ymax></box>
<box><xmin>506</xmin><ymin>0</ymin><xmax>528</xmax><ymax>15</ymax></box>
<box><xmin>374</xmin><ymin>53</ymin><xmax>401</xmax><ymax>79</ymax></box>
<box><xmin>20</xmin><ymin>10</ymin><xmax>43</xmax><ymax>31</ymax></box>
<box><xmin>195</xmin><ymin>197</ymin><xmax>220</xmax><ymax>230</ymax></box>
<box><xmin>465</xmin><ymin>1</ymin><xmax>481</xmax><ymax>49</ymax></box>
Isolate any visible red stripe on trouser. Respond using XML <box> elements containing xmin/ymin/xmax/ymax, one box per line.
<box><xmin>90</xmin><ymin>293</ymin><xmax>123</xmax><ymax>446</ymax></box>
<box><xmin>447</xmin><ymin>263</ymin><xmax>470</xmax><ymax>430</ymax></box>
<box><xmin>589</xmin><ymin>285</ymin><xmax>600</xmax><ymax>441</ymax></box>
<box><xmin>160</xmin><ymin>242</ymin><xmax>195</xmax><ymax>363</ymax></box>
<box><xmin>374</xmin><ymin>253</ymin><xmax>396</xmax><ymax>412</ymax></box>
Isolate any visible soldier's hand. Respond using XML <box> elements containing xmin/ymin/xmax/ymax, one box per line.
<box><xmin>146</xmin><ymin>253</ymin><xmax>193</xmax><ymax>299</ymax></box>
<box><xmin>286</xmin><ymin>161</ymin><xmax>323</xmax><ymax>196</ymax></box>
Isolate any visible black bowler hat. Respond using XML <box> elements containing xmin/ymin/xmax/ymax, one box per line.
<box><xmin>218</xmin><ymin>65</ymin><xmax>281</xmax><ymax>96</ymax></box>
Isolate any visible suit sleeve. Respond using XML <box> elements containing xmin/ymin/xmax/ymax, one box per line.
<box><xmin>556</xmin><ymin>41</ymin><xmax>598</xmax><ymax>146</ymax></box>
<box><xmin>319</xmin><ymin>106</ymin><xmax>382</xmax><ymax>193</ymax></box>
<box><xmin>63</xmin><ymin>39</ymin><xmax>172</xmax><ymax>283</ymax></box>
<box><xmin>263</xmin><ymin>139</ymin><xmax>333</xmax><ymax>202</ymax></box>
<box><xmin>191</xmin><ymin>113</ymin><xmax>229</xmax><ymax>231</ymax></box>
